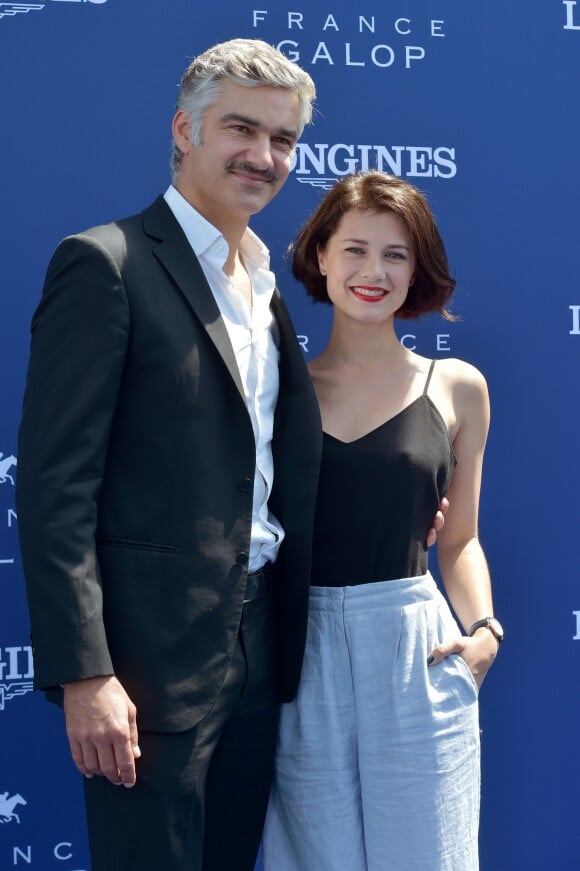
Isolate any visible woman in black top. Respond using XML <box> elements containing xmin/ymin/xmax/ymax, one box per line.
<box><xmin>263</xmin><ymin>172</ymin><xmax>500</xmax><ymax>871</ymax></box>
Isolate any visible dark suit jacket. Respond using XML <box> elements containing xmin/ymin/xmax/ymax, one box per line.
<box><xmin>16</xmin><ymin>196</ymin><xmax>322</xmax><ymax>732</ymax></box>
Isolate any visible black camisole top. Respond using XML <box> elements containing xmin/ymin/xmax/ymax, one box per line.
<box><xmin>310</xmin><ymin>360</ymin><xmax>456</xmax><ymax>586</ymax></box>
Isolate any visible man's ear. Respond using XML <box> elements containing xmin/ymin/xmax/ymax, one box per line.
<box><xmin>172</xmin><ymin>110</ymin><xmax>192</xmax><ymax>155</ymax></box>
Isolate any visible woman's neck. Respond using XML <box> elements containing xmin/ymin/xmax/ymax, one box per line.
<box><xmin>321</xmin><ymin>317</ymin><xmax>405</xmax><ymax>368</ymax></box>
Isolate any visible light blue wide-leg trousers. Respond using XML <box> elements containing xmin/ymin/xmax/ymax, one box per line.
<box><xmin>263</xmin><ymin>573</ymin><xmax>480</xmax><ymax>871</ymax></box>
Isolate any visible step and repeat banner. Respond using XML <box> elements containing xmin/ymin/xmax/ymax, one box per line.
<box><xmin>1</xmin><ymin>2</ymin><xmax>579</xmax><ymax>869</ymax></box>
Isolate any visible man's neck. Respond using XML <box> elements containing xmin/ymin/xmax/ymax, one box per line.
<box><xmin>172</xmin><ymin>181</ymin><xmax>248</xmax><ymax>259</ymax></box>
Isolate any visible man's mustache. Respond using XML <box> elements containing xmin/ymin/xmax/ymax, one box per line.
<box><xmin>226</xmin><ymin>160</ymin><xmax>279</xmax><ymax>184</ymax></box>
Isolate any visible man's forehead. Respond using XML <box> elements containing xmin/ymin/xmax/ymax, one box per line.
<box><xmin>215</xmin><ymin>80</ymin><xmax>299</xmax><ymax>112</ymax></box>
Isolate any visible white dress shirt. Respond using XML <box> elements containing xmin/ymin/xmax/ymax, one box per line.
<box><xmin>164</xmin><ymin>185</ymin><xmax>284</xmax><ymax>571</ymax></box>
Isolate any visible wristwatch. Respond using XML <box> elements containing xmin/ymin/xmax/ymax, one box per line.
<box><xmin>467</xmin><ymin>616</ymin><xmax>504</xmax><ymax>644</ymax></box>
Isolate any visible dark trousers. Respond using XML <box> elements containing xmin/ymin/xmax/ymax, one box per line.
<box><xmin>84</xmin><ymin>594</ymin><xmax>279</xmax><ymax>870</ymax></box>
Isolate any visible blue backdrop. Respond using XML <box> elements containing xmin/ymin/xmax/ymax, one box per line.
<box><xmin>1</xmin><ymin>1</ymin><xmax>579</xmax><ymax>869</ymax></box>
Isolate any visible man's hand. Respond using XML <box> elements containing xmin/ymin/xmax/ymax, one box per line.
<box><xmin>63</xmin><ymin>675</ymin><xmax>141</xmax><ymax>787</ymax></box>
<box><xmin>426</xmin><ymin>496</ymin><xmax>449</xmax><ymax>547</ymax></box>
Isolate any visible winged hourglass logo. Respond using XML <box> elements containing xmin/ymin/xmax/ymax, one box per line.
<box><xmin>0</xmin><ymin>4</ymin><xmax>44</xmax><ymax>17</ymax></box>
<box><xmin>0</xmin><ymin>1</ymin><xmax>108</xmax><ymax>20</ymax></box>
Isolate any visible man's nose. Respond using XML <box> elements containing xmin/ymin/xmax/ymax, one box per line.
<box><xmin>246</xmin><ymin>134</ymin><xmax>275</xmax><ymax>169</ymax></box>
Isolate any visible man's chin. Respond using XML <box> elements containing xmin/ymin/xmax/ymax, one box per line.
<box><xmin>237</xmin><ymin>187</ymin><xmax>281</xmax><ymax>216</ymax></box>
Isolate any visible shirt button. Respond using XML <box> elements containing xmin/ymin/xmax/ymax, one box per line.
<box><xmin>239</xmin><ymin>477</ymin><xmax>252</xmax><ymax>493</ymax></box>
<box><xmin>235</xmin><ymin>553</ymin><xmax>249</xmax><ymax>566</ymax></box>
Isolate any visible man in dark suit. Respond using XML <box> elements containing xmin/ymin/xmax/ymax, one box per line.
<box><xmin>17</xmin><ymin>38</ymin><xmax>321</xmax><ymax>871</ymax></box>
<box><xmin>17</xmin><ymin>37</ymin><xmax>445</xmax><ymax>871</ymax></box>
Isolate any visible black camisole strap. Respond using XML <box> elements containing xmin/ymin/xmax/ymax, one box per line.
<box><xmin>423</xmin><ymin>359</ymin><xmax>436</xmax><ymax>396</ymax></box>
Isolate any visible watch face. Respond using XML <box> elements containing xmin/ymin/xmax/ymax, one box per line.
<box><xmin>488</xmin><ymin>617</ymin><xmax>504</xmax><ymax>641</ymax></box>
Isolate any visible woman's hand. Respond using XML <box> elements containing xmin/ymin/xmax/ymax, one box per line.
<box><xmin>427</xmin><ymin>627</ymin><xmax>499</xmax><ymax>689</ymax></box>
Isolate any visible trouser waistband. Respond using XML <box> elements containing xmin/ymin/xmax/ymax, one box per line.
<box><xmin>243</xmin><ymin>563</ymin><xmax>272</xmax><ymax>603</ymax></box>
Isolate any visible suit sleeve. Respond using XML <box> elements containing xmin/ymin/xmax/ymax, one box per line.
<box><xmin>16</xmin><ymin>233</ymin><xmax>130</xmax><ymax>689</ymax></box>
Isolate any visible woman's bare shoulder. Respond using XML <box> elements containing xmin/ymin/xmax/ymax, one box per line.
<box><xmin>434</xmin><ymin>357</ymin><xmax>488</xmax><ymax>395</ymax></box>
<box><xmin>433</xmin><ymin>359</ymin><xmax>490</xmax><ymax>437</ymax></box>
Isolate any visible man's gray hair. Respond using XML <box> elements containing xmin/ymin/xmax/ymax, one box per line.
<box><xmin>170</xmin><ymin>38</ymin><xmax>316</xmax><ymax>180</ymax></box>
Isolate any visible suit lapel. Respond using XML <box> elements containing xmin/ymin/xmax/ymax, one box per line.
<box><xmin>141</xmin><ymin>196</ymin><xmax>246</xmax><ymax>402</ymax></box>
<box><xmin>271</xmin><ymin>288</ymin><xmax>322</xmax><ymax>459</ymax></box>
<box><xmin>271</xmin><ymin>290</ymin><xmax>311</xmax><ymax>394</ymax></box>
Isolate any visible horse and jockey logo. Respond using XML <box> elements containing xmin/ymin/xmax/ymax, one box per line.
<box><xmin>0</xmin><ymin>454</ymin><xmax>17</xmax><ymax>486</ymax></box>
<box><xmin>0</xmin><ymin>453</ymin><xmax>17</xmax><ymax>565</ymax></box>
<box><xmin>0</xmin><ymin>791</ymin><xmax>27</xmax><ymax>824</ymax></box>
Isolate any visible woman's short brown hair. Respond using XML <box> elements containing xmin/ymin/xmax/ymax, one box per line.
<box><xmin>291</xmin><ymin>171</ymin><xmax>456</xmax><ymax>320</ymax></box>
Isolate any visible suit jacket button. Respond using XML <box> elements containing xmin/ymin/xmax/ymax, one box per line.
<box><xmin>235</xmin><ymin>553</ymin><xmax>249</xmax><ymax>566</ymax></box>
<box><xmin>239</xmin><ymin>477</ymin><xmax>252</xmax><ymax>493</ymax></box>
